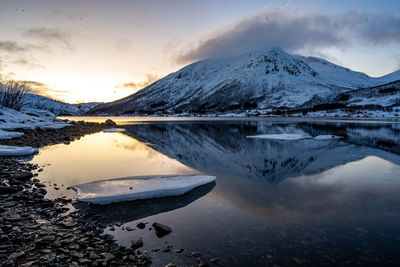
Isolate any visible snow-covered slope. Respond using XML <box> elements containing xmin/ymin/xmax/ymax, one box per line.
<box><xmin>0</xmin><ymin>107</ymin><xmax>71</xmax><ymax>132</ymax></box>
<box><xmin>298</xmin><ymin>56</ymin><xmax>378</xmax><ymax>89</ymax></box>
<box><xmin>333</xmin><ymin>80</ymin><xmax>400</xmax><ymax>108</ymax></box>
<box><xmin>22</xmin><ymin>93</ymin><xmax>101</xmax><ymax>116</ymax></box>
<box><xmin>88</xmin><ymin>48</ymin><xmax>400</xmax><ymax>115</ymax></box>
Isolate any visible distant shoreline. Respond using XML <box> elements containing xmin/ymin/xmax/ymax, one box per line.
<box><xmin>59</xmin><ymin>115</ymin><xmax>400</xmax><ymax>124</ymax></box>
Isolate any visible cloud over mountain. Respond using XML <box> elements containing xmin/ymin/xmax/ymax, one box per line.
<box><xmin>175</xmin><ymin>10</ymin><xmax>400</xmax><ymax>64</ymax></box>
<box><xmin>114</xmin><ymin>74</ymin><xmax>159</xmax><ymax>95</ymax></box>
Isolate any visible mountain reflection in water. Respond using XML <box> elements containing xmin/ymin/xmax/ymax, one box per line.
<box><xmin>32</xmin><ymin>118</ymin><xmax>400</xmax><ymax>266</ymax></box>
<box><xmin>107</xmin><ymin>120</ymin><xmax>400</xmax><ymax>266</ymax></box>
<box><xmin>123</xmin><ymin>120</ymin><xmax>400</xmax><ymax>183</ymax></box>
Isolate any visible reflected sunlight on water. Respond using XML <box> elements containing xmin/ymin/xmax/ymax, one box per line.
<box><xmin>31</xmin><ymin>131</ymin><xmax>195</xmax><ymax>199</ymax></box>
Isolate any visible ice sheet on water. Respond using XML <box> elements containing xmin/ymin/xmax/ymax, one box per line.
<box><xmin>314</xmin><ymin>135</ymin><xmax>343</xmax><ymax>140</ymax></box>
<box><xmin>247</xmin><ymin>133</ymin><xmax>312</xmax><ymax>140</ymax></box>
<box><xmin>0</xmin><ymin>129</ymin><xmax>23</xmax><ymax>140</ymax></box>
<box><xmin>72</xmin><ymin>175</ymin><xmax>216</xmax><ymax>205</ymax></box>
<box><xmin>0</xmin><ymin>145</ymin><xmax>37</xmax><ymax>157</ymax></box>
<box><xmin>103</xmin><ymin>128</ymin><xmax>126</xmax><ymax>133</ymax></box>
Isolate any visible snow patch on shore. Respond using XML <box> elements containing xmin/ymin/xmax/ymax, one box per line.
<box><xmin>72</xmin><ymin>175</ymin><xmax>216</xmax><ymax>205</ymax></box>
<box><xmin>0</xmin><ymin>129</ymin><xmax>24</xmax><ymax>140</ymax></box>
<box><xmin>0</xmin><ymin>107</ymin><xmax>71</xmax><ymax>131</ymax></box>
<box><xmin>0</xmin><ymin>145</ymin><xmax>37</xmax><ymax>157</ymax></box>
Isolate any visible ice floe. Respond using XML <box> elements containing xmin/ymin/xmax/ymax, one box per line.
<box><xmin>0</xmin><ymin>129</ymin><xmax>23</xmax><ymax>140</ymax></box>
<box><xmin>72</xmin><ymin>175</ymin><xmax>216</xmax><ymax>204</ymax></box>
<box><xmin>247</xmin><ymin>133</ymin><xmax>344</xmax><ymax>141</ymax></box>
<box><xmin>247</xmin><ymin>133</ymin><xmax>312</xmax><ymax>140</ymax></box>
<box><xmin>103</xmin><ymin>128</ymin><xmax>126</xmax><ymax>133</ymax></box>
<box><xmin>0</xmin><ymin>145</ymin><xmax>38</xmax><ymax>157</ymax></box>
<box><xmin>314</xmin><ymin>135</ymin><xmax>343</xmax><ymax>140</ymax></box>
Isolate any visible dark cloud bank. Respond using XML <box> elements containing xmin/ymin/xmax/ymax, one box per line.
<box><xmin>176</xmin><ymin>10</ymin><xmax>400</xmax><ymax>64</ymax></box>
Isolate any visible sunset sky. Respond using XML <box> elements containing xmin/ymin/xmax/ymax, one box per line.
<box><xmin>1</xmin><ymin>0</ymin><xmax>400</xmax><ymax>103</ymax></box>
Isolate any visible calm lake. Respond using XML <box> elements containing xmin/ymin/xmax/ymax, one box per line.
<box><xmin>31</xmin><ymin>117</ymin><xmax>400</xmax><ymax>266</ymax></box>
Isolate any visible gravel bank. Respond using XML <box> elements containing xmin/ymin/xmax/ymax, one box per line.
<box><xmin>0</xmin><ymin>121</ymin><xmax>151</xmax><ymax>266</ymax></box>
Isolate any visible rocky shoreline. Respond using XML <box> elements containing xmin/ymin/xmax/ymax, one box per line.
<box><xmin>0</xmin><ymin>120</ymin><xmax>115</xmax><ymax>148</ymax></box>
<box><xmin>0</xmin><ymin>121</ymin><xmax>152</xmax><ymax>266</ymax></box>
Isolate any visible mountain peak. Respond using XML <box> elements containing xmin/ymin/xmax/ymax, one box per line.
<box><xmin>88</xmin><ymin>49</ymin><xmax>400</xmax><ymax>115</ymax></box>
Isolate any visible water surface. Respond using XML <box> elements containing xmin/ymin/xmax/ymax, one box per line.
<box><xmin>32</xmin><ymin>118</ymin><xmax>400</xmax><ymax>266</ymax></box>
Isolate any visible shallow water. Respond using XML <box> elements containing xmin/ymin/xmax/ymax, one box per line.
<box><xmin>32</xmin><ymin>118</ymin><xmax>400</xmax><ymax>266</ymax></box>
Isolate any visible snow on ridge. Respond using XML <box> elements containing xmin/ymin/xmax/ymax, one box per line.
<box><xmin>22</xmin><ymin>94</ymin><xmax>102</xmax><ymax>116</ymax></box>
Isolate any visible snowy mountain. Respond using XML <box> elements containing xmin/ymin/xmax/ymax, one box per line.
<box><xmin>88</xmin><ymin>48</ymin><xmax>400</xmax><ymax>115</ymax></box>
<box><xmin>22</xmin><ymin>94</ymin><xmax>101</xmax><ymax>116</ymax></box>
<box><xmin>333</xmin><ymin>80</ymin><xmax>400</xmax><ymax>108</ymax></box>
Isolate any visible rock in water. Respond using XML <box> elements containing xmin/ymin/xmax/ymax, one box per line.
<box><xmin>210</xmin><ymin>258</ymin><xmax>223</xmax><ymax>264</ymax></box>
<box><xmin>136</xmin><ymin>222</ymin><xmax>146</xmax><ymax>229</ymax></box>
<box><xmin>152</xmin><ymin>223</ymin><xmax>172</xmax><ymax>238</ymax></box>
<box><xmin>130</xmin><ymin>239</ymin><xmax>144</xmax><ymax>250</ymax></box>
<box><xmin>105</xmin><ymin>119</ymin><xmax>116</xmax><ymax>127</ymax></box>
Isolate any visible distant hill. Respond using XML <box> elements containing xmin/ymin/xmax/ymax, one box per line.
<box><xmin>22</xmin><ymin>94</ymin><xmax>102</xmax><ymax>116</ymax></box>
<box><xmin>87</xmin><ymin>48</ymin><xmax>400</xmax><ymax>115</ymax></box>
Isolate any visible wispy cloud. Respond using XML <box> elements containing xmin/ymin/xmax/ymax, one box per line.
<box><xmin>114</xmin><ymin>74</ymin><xmax>159</xmax><ymax>94</ymax></box>
<box><xmin>20</xmin><ymin>80</ymin><xmax>51</xmax><ymax>95</ymax></box>
<box><xmin>175</xmin><ymin>9</ymin><xmax>400</xmax><ymax>64</ymax></box>
<box><xmin>0</xmin><ymin>41</ymin><xmax>33</xmax><ymax>52</ymax></box>
<box><xmin>24</xmin><ymin>27</ymin><xmax>73</xmax><ymax>50</ymax></box>
<box><xmin>13</xmin><ymin>59</ymin><xmax>45</xmax><ymax>69</ymax></box>
<box><xmin>20</xmin><ymin>80</ymin><xmax>68</xmax><ymax>100</ymax></box>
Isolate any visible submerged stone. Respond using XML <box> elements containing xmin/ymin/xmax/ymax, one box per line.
<box><xmin>152</xmin><ymin>223</ymin><xmax>172</xmax><ymax>238</ymax></box>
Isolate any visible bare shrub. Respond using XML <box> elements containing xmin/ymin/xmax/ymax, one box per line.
<box><xmin>0</xmin><ymin>79</ymin><xmax>30</xmax><ymax>111</ymax></box>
